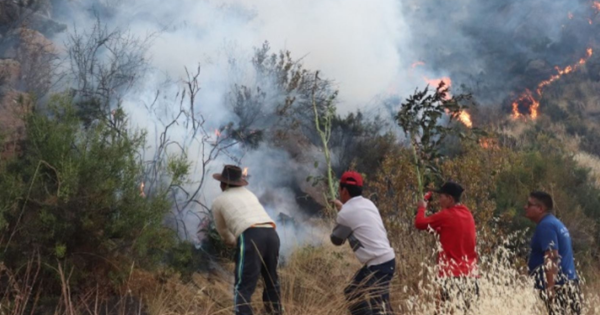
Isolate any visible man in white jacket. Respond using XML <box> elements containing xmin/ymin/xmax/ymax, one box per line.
<box><xmin>331</xmin><ymin>171</ymin><xmax>396</xmax><ymax>315</ymax></box>
<box><xmin>211</xmin><ymin>165</ymin><xmax>282</xmax><ymax>315</ymax></box>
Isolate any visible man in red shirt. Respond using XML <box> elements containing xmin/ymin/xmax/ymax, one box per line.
<box><xmin>414</xmin><ymin>181</ymin><xmax>478</xmax><ymax>311</ymax></box>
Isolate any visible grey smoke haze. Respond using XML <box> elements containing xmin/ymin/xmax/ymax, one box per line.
<box><xmin>52</xmin><ymin>0</ymin><xmax>599</xmax><ymax>112</ymax></box>
<box><xmin>53</xmin><ymin>0</ymin><xmax>411</xmax><ymax>110</ymax></box>
<box><xmin>45</xmin><ymin>0</ymin><xmax>600</xmax><ymax>250</ymax></box>
<box><xmin>401</xmin><ymin>0</ymin><xmax>597</xmax><ymax>105</ymax></box>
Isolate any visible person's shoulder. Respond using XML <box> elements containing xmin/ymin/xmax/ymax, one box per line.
<box><xmin>360</xmin><ymin>196</ymin><xmax>378</xmax><ymax>209</ymax></box>
<box><xmin>548</xmin><ymin>215</ymin><xmax>569</xmax><ymax>231</ymax></box>
<box><xmin>236</xmin><ymin>186</ymin><xmax>258</xmax><ymax>197</ymax></box>
<box><xmin>535</xmin><ymin>215</ymin><xmax>564</xmax><ymax>234</ymax></box>
<box><xmin>212</xmin><ymin>193</ymin><xmax>225</xmax><ymax>208</ymax></box>
<box><xmin>346</xmin><ymin>196</ymin><xmax>379</xmax><ymax>212</ymax></box>
<box><xmin>539</xmin><ymin>214</ymin><xmax>562</xmax><ymax>227</ymax></box>
<box><xmin>454</xmin><ymin>204</ymin><xmax>472</xmax><ymax>212</ymax></box>
<box><xmin>338</xmin><ymin>199</ymin><xmax>362</xmax><ymax>218</ymax></box>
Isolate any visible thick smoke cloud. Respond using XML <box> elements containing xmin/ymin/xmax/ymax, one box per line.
<box><xmin>401</xmin><ymin>0</ymin><xmax>597</xmax><ymax>105</ymax></box>
<box><xmin>53</xmin><ymin>0</ymin><xmax>410</xmax><ymax>111</ymax></box>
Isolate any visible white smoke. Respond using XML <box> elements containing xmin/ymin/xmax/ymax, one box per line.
<box><xmin>49</xmin><ymin>0</ymin><xmax>414</xmax><ymax>253</ymax></box>
<box><xmin>53</xmin><ymin>0</ymin><xmax>413</xmax><ymax>109</ymax></box>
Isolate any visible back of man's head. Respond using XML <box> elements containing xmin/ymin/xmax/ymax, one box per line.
<box><xmin>529</xmin><ymin>191</ymin><xmax>553</xmax><ymax>212</ymax></box>
<box><xmin>340</xmin><ymin>171</ymin><xmax>363</xmax><ymax>197</ymax></box>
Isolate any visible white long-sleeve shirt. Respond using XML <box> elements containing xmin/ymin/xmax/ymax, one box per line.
<box><xmin>211</xmin><ymin>187</ymin><xmax>275</xmax><ymax>245</ymax></box>
<box><xmin>335</xmin><ymin>196</ymin><xmax>395</xmax><ymax>266</ymax></box>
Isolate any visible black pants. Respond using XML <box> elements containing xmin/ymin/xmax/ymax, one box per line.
<box><xmin>344</xmin><ymin>258</ymin><xmax>395</xmax><ymax>315</ymax></box>
<box><xmin>540</xmin><ymin>280</ymin><xmax>582</xmax><ymax>315</ymax></box>
<box><xmin>234</xmin><ymin>227</ymin><xmax>282</xmax><ymax>315</ymax></box>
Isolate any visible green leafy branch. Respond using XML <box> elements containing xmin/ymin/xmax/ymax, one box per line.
<box><xmin>394</xmin><ymin>82</ymin><xmax>474</xmax><ymax>199</ymax></box>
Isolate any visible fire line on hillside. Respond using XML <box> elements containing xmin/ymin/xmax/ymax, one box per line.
<box><xmin>511</xmin><ymin>47</ymin><xmax>593</xmax><ymax>120</ymax></box>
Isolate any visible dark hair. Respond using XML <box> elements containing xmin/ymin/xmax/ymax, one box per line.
<box><xmin>446</xmin><ymin>193</ymin><xmax>461</xmax><ymax>203</ymax></box>
<box><xmin>529</xmin><ymin>191</ymin><xmax>553</xmax><ymax>211</ymax></box>
<box><xmin>221</xmin><ymin>182</ymin><xmax>242</xmax><ymax>188</ymax></box>
<box><xmin>340</xmin><ymin>183</ymin><xmax>362</xmax><ymax>197</ymax></box>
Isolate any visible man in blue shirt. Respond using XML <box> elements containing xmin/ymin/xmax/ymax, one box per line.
<box><xmin>525</xmin><ymin>191</ymin><xmax>582</xmax><ymax>315</ymax></box>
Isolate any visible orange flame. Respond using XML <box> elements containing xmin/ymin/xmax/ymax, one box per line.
<box><xmin>589</xmin><ymin>18</ymin><xmax>594</xmax><ymax>25</ymax></box>
<box><xmin>423</xmin><ymin>76</ymin><xmax>472</xmax><ymax>128</ymax></box>
<box><xmin>479</xmin><ymin>138</ymin><xmax>498</xmax><ymax>150</ymax></box>
<box><xmin>424</xmin><ymin>76</ymin><xmax>452</xmax><ymax>89</ymax></box>
<box><xmin>139</xmin><ymin>182</ymin><xmax>146</xmax><ymax>198</ymax></box>
<box><xmin>593</xmin><ymin>1</ymin><xmax>600</xmax><ymax>11</ymax></box>
<box><xmin>215</xmin><ymin>129</ymin><xmax>221</xmax><ymax>138</ymax></box>
<box><xmin>511</xmin><ymin>89</ymin><xmax>538</xmax><ymax>119</ymax></box>
<box><xmin>512</xmin><ymin>48</ymin><xmax>592</xmax><ymax>119</ymax></box>
<box><xmin>535</xmin><ymin>48</ymin><xmax>592</xmax><ymax>96</ymax></box>
<box><xmin>423</xmin><ymin>76</ymin><xmax>452</xmax><ymax>101</ymax></box>
<box><xmin>242</xmin><ymin>167</ymin><xmax>248</xmax><ymax>177</ymax></box>
<box><xmin>411</xmin><ymin>61</ymin><xmax>425</xmax><ymax>68</ymax></box>
<box><xmin>511</xmin><ymin>101</ymin><xmax>522</xmax><ymax>119</ymax></box>
<box><xmin>458</xmin><ymin>111</ymin><xmax>473</xmax><ymax>128</ymax></box>
<box><xmin>530</xmin><ymin>99</ymin><xmax>540</xmax><ymax>119</ymax></box>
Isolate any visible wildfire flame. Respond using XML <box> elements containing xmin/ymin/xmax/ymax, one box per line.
<box><xmin>242</xmin><ymin>167</ymin><xmax>248</xmax><ymax>178</ymax></box>
<box><xmin>215</xmin><ymin>129</ymin><xmax>221</xmax><ymax>138</ymax></box>
<box><xmin>424</xmin><ymin>76</ymin><xmax>452</xmax><ymax>90</ymax></box>
<box><xmin>411</xmin><ymin>61</ymin><xmax>425</xmax><ymax>68</ymax></box>
<box><xmin>479</xmin><ymin>138</ymin><xmax>498</xmax><ymax>150</ymax></box>
<box><xmin>512</xmin><ymin>48</ymin><xmax>593</xmax><ymax>119</ymax></box>
<box><xmin>458</xmin><ymin>111</ymin><xmax>473</xmax><ymax>128</ymax></box>
<box><xmin>593</xmin><ymin>1</ymin><xmax>600</xmax><ymax>12</ymax></box>
<box><xmin>511</xmin><ymin>89</ymin><xmax>539</xmax><ymax>119</ymax></box>
<box><xmin>423</xmin><ymin>76</ymin><xmax>472</xmax><ymax>128</ymax></box>
<box><xmin>139</xmin><ymin>182</ymin><xmax>146</xmax><ymax>198</ymax></box>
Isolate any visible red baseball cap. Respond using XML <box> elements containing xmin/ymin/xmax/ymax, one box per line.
<box><xmin>340</xmin><ymin>171</ymin><xmax>363</xmax><ymax>187</ymax></box>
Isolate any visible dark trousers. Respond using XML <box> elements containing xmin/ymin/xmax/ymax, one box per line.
<box><xmin>344</xmin><ymin>258</ymin><xmax>395</xmax><ymax>315</ymax></box>
<box><xmin>234</xmin><ymin>227</ymin><xmax>282</xmax><ymax>315</ymax></box>
<box><xmin>540</xmin><ymin>280</ymin><xmax>582</xmax><ymax>315</ymax></box>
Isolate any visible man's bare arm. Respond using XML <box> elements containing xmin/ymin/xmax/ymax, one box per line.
<box><xmin>544</xmin><ymin>249</ymin><xmax>560</xmax><ymax>295</ymax></box>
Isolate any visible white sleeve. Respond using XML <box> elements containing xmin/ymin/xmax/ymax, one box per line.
<box><xmin>336</xmin><ymin>207</ymin><xmax>352</xmax><ymax>229</ymax></box>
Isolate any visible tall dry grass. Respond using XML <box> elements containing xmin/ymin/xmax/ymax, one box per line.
<box><xmin>135</xmin><ymin>228</ymin><xmax>599</xmax><ymax>315</ymax></box>
<box><xmin>2</xmin><ymin>227</ymin><xmax>598</xmax><ymax>314</ymax></box>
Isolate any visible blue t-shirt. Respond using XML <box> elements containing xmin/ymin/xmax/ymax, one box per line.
<box><xmin>528</xmin><ymin>214</ymin><xmax>578</xmax><ymax>289</ymax></box>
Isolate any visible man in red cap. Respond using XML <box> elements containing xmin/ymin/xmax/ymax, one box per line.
<box><xmin>414</xmin><ymin>181</ymin><xmax>478</xmax><ymax>310</ymax></box>
<box><xmin>331</xmin><ymin>171</ymin><xmax>396</xmax><ymax>315</ymax></box>
<box><xmin>211</xmin><ymin>165</ymin><xmax>282</xmax><ymax>315</ymax></box>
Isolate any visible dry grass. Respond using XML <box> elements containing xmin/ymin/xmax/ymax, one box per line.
<box><xmin>133</xmin><ymin>230</ymin><xmax>600</xmax><ymax>315</ymax></box>
<box><xmin>574</xmin><ymin>151</ymin><xmax>600</xmax><ymax>188</ymax></box>
<box><xmin>2</xmin><ymin>228</ymin><xmax>599</xmax><ymax>314</ymax></box>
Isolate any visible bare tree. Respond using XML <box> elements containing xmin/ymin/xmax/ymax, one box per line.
<box><xmin>66</xmin><ymin>13</ymin><xmax>151</xmax><ymax>125</ymax></box>
<box><xmin>140</xmin><ymin>66</ymin><xmax>241</xmax><ymax>241</ymax></box>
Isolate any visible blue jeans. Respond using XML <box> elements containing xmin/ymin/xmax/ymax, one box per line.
<box><xmin>344</xmin><ymin>258</ymin><xmax>395</xmax><ymax>315</ymax></box>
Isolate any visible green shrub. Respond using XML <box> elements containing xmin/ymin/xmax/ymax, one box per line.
<box><xmin>0</xmin><ymin>94</ymin><xmax>177</xmax><ymax>295</ymax></box>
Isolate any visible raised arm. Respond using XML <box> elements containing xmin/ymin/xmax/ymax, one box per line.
<box><xmin>414</xmin><ymin>201</ymin><xmax>448</xmax><ymax>231</ymax></box>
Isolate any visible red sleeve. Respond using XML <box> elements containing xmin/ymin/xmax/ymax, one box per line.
<box><xmin>414</xmin><ymin>207</ymin><xmax>449</xmax><ymax>231</ymax></box>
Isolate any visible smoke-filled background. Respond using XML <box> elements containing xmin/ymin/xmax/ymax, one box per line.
<box><xmin>3</xmin><ymin>0</ymin><xmax>600</xmax><ymax>252</ymax></box>
<box><xmin>6</xmin><ymin>1</ymin><xmax>600</xmax><ymax>314</ymax></box>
